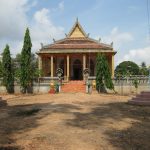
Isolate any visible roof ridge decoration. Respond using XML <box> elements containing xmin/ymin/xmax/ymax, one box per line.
<box><xmin>67</xmin><ymin>18</ymin><xmax>87</xmax><ymax>38</ymax></box>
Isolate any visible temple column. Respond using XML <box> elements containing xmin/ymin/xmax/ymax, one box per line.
<box><xmin>83</xmin><ymin>54</ymin><xmax>86</xmax><ymax>70</ymax></box>
<box><xmin>64</xmin><ymin>56</ymin><xmax>66</xmax><ymax>80</ymax></box>
<box><xmin>54</xmin><ymin>56</ymin><xmax>56</xmax><ymax>76</ymax></box>
<box><xmin>38</xmin><ymin>55</ymin><xmax>42</xmax><ymax>77</ymax></box>
<box><xmin>112</xmin><ymin>55</ymin><xmax>114</xmax><ymax>78</ymax></box>
<box><xmin>83</xmin><ymin>54</ymin><xmax>86</xmax><ymax>80</ymax></box>
<box><xmin>67</xmin><ymin>55</ymin><xmax>70</xmax><ymax>81</ymax></box>
<box><xmin>51</xmin><ymin>55</ymin><xmax>53</xmax><ymax>77</ymax></box>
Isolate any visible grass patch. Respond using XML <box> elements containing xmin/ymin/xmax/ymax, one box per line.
<box><xmin>16</xmin><ymin>108</ymin><xmax>41</xmax><ymax>117</ymax></box>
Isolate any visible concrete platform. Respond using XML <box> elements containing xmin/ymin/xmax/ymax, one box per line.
<box><xmin>128</xmin><ymin>91</ymin><xmax>150</xmax><ymax>106</ymax></box>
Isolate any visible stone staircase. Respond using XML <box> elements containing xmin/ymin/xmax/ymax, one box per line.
<box><xmin>61</xmin><ymin>80</ymin><xmax>85</xmax><ymax>93</ymax></box>
<box><xmin>128</xmin><ymin>91</ymin><xmax>150</xmax><ymax>106</ymax></box>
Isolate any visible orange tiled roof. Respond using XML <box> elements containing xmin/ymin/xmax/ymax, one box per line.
<box><xmin>42</xmin><ymin>37</ymin><xmax>112</xmax><ymax>50</ymax></box>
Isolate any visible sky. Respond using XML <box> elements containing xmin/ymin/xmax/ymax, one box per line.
<box><xmin>0</xmin><ymin>0</ymin><xmax>150</xmax><ymax>66</ymax></box>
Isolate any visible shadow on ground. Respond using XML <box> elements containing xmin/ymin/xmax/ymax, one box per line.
<box><xmin>0</xmin><ymin>101</ymin><xmax>81</xmax><ymax>150</ymax></box>
<box><xmin>1</xmin><ymin>96</ymin><xmax>150</xmax><ymax>150</ymax></box>
<box><xmin>66</xmin><ymin>102</ymin><xmax>150</xmax><ymax>150</ymax></box>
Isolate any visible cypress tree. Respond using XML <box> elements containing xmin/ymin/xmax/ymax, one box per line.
<box><xmin>2</xmin><ymin>44</ymin><xmax>14</xmax><ymax>93</ymax></box>
<box><xmin>0</xmin><ymin>61</ymin><xmax>2</xmax><ymax>78</ymax></box>
<box><xmin>20</xmin><ymin>28</ymin><xmax>32</xmax><ymax>93</ymax></box>
<box><xmin>96</xmin><ymin>53</ymin><xmax>114</xmax><ymax>93</ymax></box>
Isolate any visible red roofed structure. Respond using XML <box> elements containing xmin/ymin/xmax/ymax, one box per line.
<box><xmin>37</xmin><ymin>19</ymin><xmax>117</xmax><ymax>81</ymax></box>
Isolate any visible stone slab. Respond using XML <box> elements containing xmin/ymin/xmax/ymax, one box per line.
<box><xmin>128</xmin><ymin>91</ymin><xmax>150</xmax><ymax>106</ymax></box>
<box><xmin>128</xmin><ymin>100</ymin><xmax>150</xmax><ymax>106</ymax></box>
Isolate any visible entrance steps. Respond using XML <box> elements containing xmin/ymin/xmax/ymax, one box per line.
<box><xmin>61</xmin><ymin>80</ymin><xmax>85</xmax><ymax>93</ymax></box>
<box><xmin>128</xmin><ymin>91</ymin><xmax>150</xmax><ymax>106</ymax></box>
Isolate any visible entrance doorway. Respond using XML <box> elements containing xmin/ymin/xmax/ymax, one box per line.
<box><xmin>73</xmin><ymin>59</ymin><xmax>82</xmax><ymax>80</ymax></box>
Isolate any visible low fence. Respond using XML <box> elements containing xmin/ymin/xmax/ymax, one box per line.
<box><xmin>114</xmin><ymin>76</ymin><xmax>150</xmax><ymax>95</ymax></box>
<box><xmin>113</xmin><ymin>76</ymin><xmax>149</xmax><ymax>86</ymax></box>
<box><xmin>88</xmin><ymin>76</ymin><xmax>150</xmax><ymax>85</ymax></box>
<box><xmin>0</xmin><ymin>77</ymin><xmax>59</xmax><ymax>94</ymax></box>
<box><xmin>88</xmin><ymin>76</ymin><xmax>150</xmax><ymax>95</ymax></box>
<box><xmin>0</xmin><ymin>76</ymin><xmax>150</xmax><ymax>95</ymax></box>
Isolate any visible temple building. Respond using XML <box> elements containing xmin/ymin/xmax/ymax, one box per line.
<box><xmin>37</xmin><ymin>19</ymin><xmax>117</xmax><ymax>81</ymax></box>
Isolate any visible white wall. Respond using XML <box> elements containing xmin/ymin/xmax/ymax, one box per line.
<box><xmin>0</xmin><ymin>84</ymin><xmax>149</xmax><ymax>95</ymax></box>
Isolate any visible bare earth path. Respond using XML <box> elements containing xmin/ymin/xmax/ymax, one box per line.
<box><xmin>0</xmin><ymin>93</ymin><xmax>150</xmax><ymax>150</ymax></box>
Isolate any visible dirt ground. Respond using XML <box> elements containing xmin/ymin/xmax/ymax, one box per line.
<box><xmin>0</xmin><ymin>92</ymin><xmax>150</xmax><ymax>150</ymax></box>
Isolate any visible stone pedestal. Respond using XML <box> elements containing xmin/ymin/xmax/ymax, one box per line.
<box><xmin>128</xmin><ymin>91</ymin><xmax>150</xmax><ymax>106</ymax></box>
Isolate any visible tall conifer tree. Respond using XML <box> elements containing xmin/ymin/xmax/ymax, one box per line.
<box><xmin>0</xmin><ymin>61</ymin><xmax>2</xmax><ymax>78</ymax></box>
<box><xmin>20</xmin><ymin>28</ymin><xmax>32</xmax><ymax>93</ymax></box>
<box><xmin>2</xmin><ymin>44</ymin><xmax>14</xmax><ymax>93</ymax></box>
<box><xmin>96</xmin><ymin>53</ymin><xmax>114</xmax><ymax>93</ymax></box>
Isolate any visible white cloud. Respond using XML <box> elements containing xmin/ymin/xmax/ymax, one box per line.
<box><xmin>102</xmin><ymin>27</ymin><xmax>134</xmax><ymax>49</ymax></box>
<box><xmin>0</xmin><ymin>0</ymin><xmax>64</xmax><ymax>56</ymax></box>
<box><xmin>32</xmin><ymin>8</ymin><xmax>64</xmax><ymax>40</ymax></box>
<box><xmin>30</xmin><ymin>8</ymin><xmax>64</xmax><ymax>52</ymax></box>
<box><xmin>0</xmin><ymin>0</ymin><xmax>28</xmax><ymax>40</ymax></box>
<box><xmin>117</xmin><ymin>46</ymin><xmax>150</xmax><ymax>66</ymax></box>
<box><xmin>101</xmin><ymin>27</ymin><xmax>134</xmax><ymax>67</ymax></box>
<box><xmin>34</xmin><ymin>8</ymin><xmax>50</xmax><ymax>24</ymax></box>
<box><xmin>101</xmin><ymin>27</ymin><xmax>150</xmax><ymax>67</ymax></box>
<box><xmin>52</xmin><ymin>1</ymin><xmax>64</xmax><ymax>12</ymax></box>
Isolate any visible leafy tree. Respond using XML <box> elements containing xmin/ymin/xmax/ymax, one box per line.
<box><xmin>141</xmin><ymin>62</ymin><xmax>146</xmax><ymax>68</ymax></box>
<box><xmin>20</xmin><ymin>28</ymin><xmax>32</xmax><ymax>93</ymax></box>
<box><xmin>30</xmin><ymin>53</ymin><xmax>39</xmax><ymax>78</ymax></box>
<box><xmin>139</xmin><ymin>62</ymin><xmax>149</xmax><ymax>76</ymax></box>
<box><xmin>13</xmin><ymin>53</ymin><xmax>39</xmax><ymax>79</ymax></box>
<box><xmin>115</xmin><ymin>61</ymin><xmax>140</xmax><ymax>77</ymax></box>
<box><xmin>2</xmin><ymin>45</ymin><xmax>14</xmax><ymax>93</ymax></box>
<box><xmin>96</xmin><ymin>53</ymin><xmax>114</xmax><ymax>93</ymax></box>
<box><xmin>12</xmin><ymin>53</ymin><xmax>21</xmax><ymax>79</ymax></box>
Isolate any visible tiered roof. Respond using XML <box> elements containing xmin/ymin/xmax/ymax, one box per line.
<box><xmin>38</xmin><ymin>19</ymin><xmax>116</xmax><ymax>54</ymax></box>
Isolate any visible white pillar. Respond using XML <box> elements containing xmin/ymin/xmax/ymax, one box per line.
<box><xmin>83</xmin><ymin>54</ymin><xmax>86</xmax><ymax>80</ymax></box>
<box><xmin>51</xmin><ymin>55</ymin><xmax>53</xmax><ymax>77</ymax></box>
<box><xmin>83</xmin><ymin>54</ymin><xmax>86</xmax><ymax>70</ymax></box>
<box><xmin>38</xmin><ymin>55</ymin><xmax>42</xmax><ymax>70</ymax></box>
<box><xmin>67</xmin><ymin>55</ymin><xmax>70</xmax><ymax>81</ymax></box>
